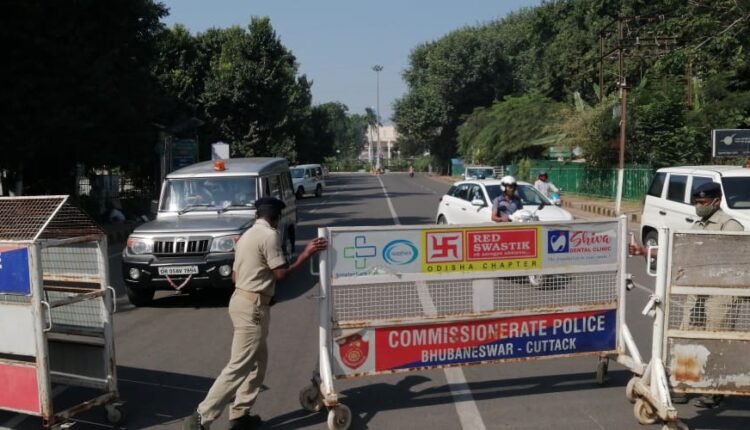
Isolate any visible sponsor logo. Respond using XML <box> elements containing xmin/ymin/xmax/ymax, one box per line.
<box><xmin>339</xmin><ymin>334</ymin><xmax>369</xmax><ymax>369</ymax></box>
<box><xmin>466</xmin><ymin>229</ymin><xmax>537</xmax><ymax>260</ymax></box>
<box><xmin>425</xmin><ymin>232</ymin><xmax>463</xmax><ymax>263</ymax></box>
<box><xmin>343</xmin><ymin>235</ymin><xmax>377</xmax><ymax>269</ymax></box>
<box><xmin>548</xmin><ymin>231</ymin><xmax>569</xmax><ymax>253</ymax></box>
<box><xmin>383</xmin><ymin>240</ymin><xmax>418</xmax><ymax>265</ymax></box>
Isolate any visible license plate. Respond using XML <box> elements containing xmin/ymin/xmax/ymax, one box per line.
<box><xmin>158</xmin><ymin>266</ymin><xmax>199</xmax><ymax>276</ymax></box>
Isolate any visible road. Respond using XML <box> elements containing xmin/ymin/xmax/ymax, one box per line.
<box><xmin>2</xmin><ymin>173</ymin><xmax>748</xmax><ymax>430</ymax></box>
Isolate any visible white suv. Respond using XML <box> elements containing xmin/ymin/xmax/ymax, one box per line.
<box><xmin>290</xmin><ymin>164</ymin><xmax>325</xmax><ymax>199</ymax></box>
<box><xmin>640</xmin><ymin>165</ymin><xmax>750</xmax><ymax>246</ymax></box>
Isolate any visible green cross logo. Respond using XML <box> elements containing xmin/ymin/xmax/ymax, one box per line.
<box><xmin>343</xmin><ymin>235</ymin><xmax>377</xmax><ymax>269</ymax></box>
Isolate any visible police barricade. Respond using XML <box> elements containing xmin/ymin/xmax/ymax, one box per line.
<box><xmin>628</xmin><ymin>228</ymin><xmax>750</xmax><ymax>430</ymax></box>
<box><xmin>300</xmin><ymin>218</ymin><xmax>643</xmax><ymax>430</ymax></box>
<box><xmin>0</xmin><ymin>196</ymin><xmax>122</xmax><ymax>428</ymax></box>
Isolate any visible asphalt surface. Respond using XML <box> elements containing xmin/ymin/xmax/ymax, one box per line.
<box><xmin>1</xmin><ymin>173</ymin><xmax>748</xmax><ymax>430</ymax></box>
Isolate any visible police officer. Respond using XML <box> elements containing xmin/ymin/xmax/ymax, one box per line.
<box><xmin>184</xmin><ymin>197</ymin><xmax>327</xmax><ymax>430</ymax></box>
<box><xmin>630</xmin><ymin>181</ymin><xmax>743</xmax><ymax>408</ymax></box>
<box><xmin>491</xmin><ymin>176</ymin><xmax>523</xmax><ymax>222</ymax></box>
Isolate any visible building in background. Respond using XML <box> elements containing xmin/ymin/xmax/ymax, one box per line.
<box><xmin>360</xmin><ymin>125</ymin><xmax>399</xmax><ymax>163</ymax></box>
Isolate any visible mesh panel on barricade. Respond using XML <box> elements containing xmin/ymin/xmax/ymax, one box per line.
<box><xmin>46</xmin><ymin>290</ymin><xmax>105</xmax><ymax>332</ymax></box>
<box><xmin>0</xmin><ymin>196</ymin><xmax>66</xmax><ymax>241</ymax></box>
<box><xmin>332</xmin><ymin>271</ymin><xmax>618</xmax><ymax>324</ymax></box>
<box><xmin>41</xmin><ymin>243</ymin><xmax>102</xmax><ymax>285</ymax></box>
<box><xmin>668</xmin><ymin>294</ymin><xmax>750</xmax><ymax>333</ymax></box>
<box><xmin>494</xmin><ymin>272</ymin><xmax>618</xmax><ymax>311</ymax></box>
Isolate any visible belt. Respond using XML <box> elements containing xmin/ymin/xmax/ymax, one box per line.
<box><xmin>233</xmin><ymin>289</ymin><xmax>273</xmax><ymax>306</ymax></box>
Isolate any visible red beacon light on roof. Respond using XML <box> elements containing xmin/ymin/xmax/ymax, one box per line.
<box><xmin>213</xmin><ymin>160</ymin><xmax>226</xmax><ymax>171</ymax></box>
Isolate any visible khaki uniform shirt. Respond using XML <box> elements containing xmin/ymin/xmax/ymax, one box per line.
<box><xmin>693</xmin><ymin>209</ymin><xmax>744</xmax><ymax>232</ymax></box>
<box><xmin>233</xmin><ymin>218</ymin><xmax>287</xmax><ymax>297</ymax></box>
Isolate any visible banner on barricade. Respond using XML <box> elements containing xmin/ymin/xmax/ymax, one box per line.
<box><xmin>332</xmin><ymin>309</ymin><xmax>617</xmax><ymax>377</ymax></box>
<box><xmin>0</xmin><ymin>246</ymin><xmax>31</xmax><ymax>295</ymax></box>
<box><xmin>329</xmin><ymin>222</ymin><xmax>619</xmax><ymax>281</ymax></box>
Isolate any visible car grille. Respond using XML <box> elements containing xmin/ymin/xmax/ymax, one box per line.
<box><xmin>153</xmin><ymin>238</ymin><xmax>210</xmax><ymax>255</ymax></box>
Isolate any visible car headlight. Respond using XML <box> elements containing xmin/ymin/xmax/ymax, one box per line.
<box><xmin>127</xmin><ymin>237</ymin><xmax>153</xmax><ymax>255</ymax></box>
<box><xmin>210</xmin><ymin>235</ymin><xmax>241</xmax><ymax>252</ymax></box>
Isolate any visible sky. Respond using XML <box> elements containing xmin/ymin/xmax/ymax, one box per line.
<box><xmin>160</xmin><ymin>0</ymin><xmax>541</xmax><ymax>123</ymax></box>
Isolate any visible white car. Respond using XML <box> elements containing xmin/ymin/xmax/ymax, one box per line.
<box><xmin>435</xmin><ymin>179</ymin><xmax>574</xmax><ymax>224</ymax></box>
<box><xmin>640</xmin><ymin>165</ymin><xmax>750</xmax><ymax>247</ymax></box>
<box><xmin>290</xmin><ymin>164</ymin><xmax>325</xmax><ymax>198</ymax></box>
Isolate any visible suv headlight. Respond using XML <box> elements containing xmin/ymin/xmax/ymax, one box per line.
<box><xmin>127</xmin><ymin>237</ymin><xmax>153</xmax><ymax>255</ymax></box>
<box><xmin>210</xmin><ymin>235</ymin><xmax>241</xmax><ymax>252</ymax></box>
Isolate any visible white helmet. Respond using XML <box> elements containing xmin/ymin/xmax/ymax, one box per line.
<box><xmin>500</xmin><ymin>175</ymin><xmax>517</xmax><ymax>191</ymax></box>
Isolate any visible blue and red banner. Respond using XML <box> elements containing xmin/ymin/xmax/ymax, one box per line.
<box><xmin>374</xmin><ymin>309</ymin><xmax>616</xmax><ymax>371</ymax></box>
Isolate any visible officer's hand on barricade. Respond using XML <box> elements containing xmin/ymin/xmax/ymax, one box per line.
<box><xmin>629</xmin><ymin>243</ymin><xmax>645</xmax><ymax>256</ymax></box>
<box><xmin>303</xmin><ymin>237</ymin><xmax>328</xmax><ymax>258</ymax></box>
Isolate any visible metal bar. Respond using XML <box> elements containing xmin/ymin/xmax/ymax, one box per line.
<box><xmin>52</xmin><ymin>392</ymin><xmax>117</xmax><ymax>423</ymax></box>
<box><xmin>330</xmin><ymin>263</ymin><xmax>620</xmax><ymax>287</ymax></box>
<box><xmin>318</xmin><ymin>228</ymin><xmax>336</xmax><ymax>403</ymax></box>
<box><xmin>652</xmin><ymin>228</ymin><xmax>669</xmax><ymax>364</ymax></box>
<box><xmin>666</xmin><ymin>330</ymin><xmax>750</xmax><ymax>341</ymax></box>
<box><xmin>39</xmin><ymin>234</ymin><xmax>103</xmax><ymax>248</ymax></box>
<box><xmin>670</xmin><ymin>286</ymin><xmax>750</xmax><ymax>297</ymax></box>
<box><xmin>50</xmin><ymin>371</ymin><xmax>109</xmax><ymax>390</ymax></box>
<box><xmin>621</xmin><ymin>323</ymin><xmax>644</xmax><ymax>368</ymax></box>
<box><xmin>29</xmin><ymin>243</ymin><xmax>54</xmax><ymax>418</ymax></box>
<box><xmin>47</xmin><ymin>290</ymin><xmax>104</xmax><ymax>309</ymax></box>
<box><xmin>98</xmin><ymin>236</ymin><xmax>119</xmax><ymax>395</ymax></box>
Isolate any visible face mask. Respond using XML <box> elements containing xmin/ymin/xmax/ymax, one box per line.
<box><xmin>695</xmin><ymin>200</ymin><xmax>718</xmax><ymax>219</ymax></box>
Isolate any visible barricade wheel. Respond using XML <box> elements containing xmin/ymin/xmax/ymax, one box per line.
<box><xmin>634</xmin><ymin>398</ymin><xmax>657</xmax><ymax>425</ymax></box>
<box><xmin>299</xmin><ymin>385</ymin><xmax>323</xmax><ymax>412</ymax></box>
<box><xmin>625</xmin><ymin>377</ymin><xmax>640</xmax><ymax>403</ymax></box>
<box><xmin>327</xmin><ymin>404</ymin><xmax>352</xmax><ymax>430</ymax></box>
<box><xmin>596</xmin><ymin>358</ymin><xmax>609</xmax><ymax>385</ymax></box>
<box><xmin>105</xmin><ymin>404</ymin><xmax>124</xmax><ymax>425</ymax></box>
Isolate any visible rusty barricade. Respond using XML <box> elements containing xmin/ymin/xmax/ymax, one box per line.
<box><xmin>627</xmin><ymin>228</ymin><xmax>750</xmax><ymax>430</ymax></box>
<box><xmin>299</xmin><ymin>218</ymin><xmax>644</xmax><ymax>430</ymax></box>
<box><xmin>0</xmin><ymin>196</ymin><xmax>122</xmax><ymax>428</ymax></box>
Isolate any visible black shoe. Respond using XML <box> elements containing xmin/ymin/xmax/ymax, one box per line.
<box><xmin>183</xmin><ymin>411</ymin><xmax>207</xmax><ymax>430</ymax></box>
<box><xmin>694</xmin><ymin>394</ymin><xmax>723</xmax><ymax>409</ymax></box>
<box><xmin>228</xmin><ymin>414</ymin><xmax>262</xmax><ymax>430</ymax></box>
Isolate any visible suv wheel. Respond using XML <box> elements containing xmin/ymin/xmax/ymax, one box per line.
<box><xmin>126</xmin><ymin>286</ymin><xmax>154</xmax><ymax>307</ymax></box>
<box><xmin>644</xmin><ymin>230</ymin><xmax>659</xmax><ymax>248</ymax></box>
<box><xmin>315</xmin><ymin>184</ymin><xmax>323</xmax><ymax>197</ymax></box>
<box><xmin>296</xmin><ymin>186</ymin><xmax>305</xmax><ymax>200</ymax></box>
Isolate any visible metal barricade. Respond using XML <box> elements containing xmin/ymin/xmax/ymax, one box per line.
<box><xmin>628</xmin><ymin>228</ymin><xmax>750</xmax><ymax>430</ymax></box>
<box><xmin>300</xmin><ymin>218</ymin><xmax>643</xmax><ymax>430</ymax></box>
<box><xmin>0</xmin><ymin>196</ymin><xmax>122</xmax><ymax>428</ymax></box>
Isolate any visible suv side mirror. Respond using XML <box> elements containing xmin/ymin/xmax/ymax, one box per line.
<box><xmin>150</xmin><ymin>199</ymin><xmax>159</xmax><ymax>215</ymax></box>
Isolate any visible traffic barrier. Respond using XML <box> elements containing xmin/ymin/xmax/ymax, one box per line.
<box><xmin>628</xmin><ymin>228</ymin><xmax>750</xmax><ymax>430</ymax></box>
<box><xmin>0</xmin><ymin>196</ymin><xmax>122</xmax><ymax>428</ymax></box>
<box><xmin>300</xmin><ymin>217</ymin><xmax>643</xmax><ymax>430</ymax></box>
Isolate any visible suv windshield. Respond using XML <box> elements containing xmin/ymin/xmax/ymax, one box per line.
<box><xmin>485</xmin><ymin>184</ymin><xmax>551</xmax><ymax>205</ymax></box>
<box><xmin>160</xmin><ymin>177</ymin><xmax>258</xmax><ymax>212</ymax></box>
<box><xmin>722</xmin><ymin>177</ymin><xmax>750</xmax><ymax>209</ymax></box>
<box><xmin>290</xmin><ymin>168</ymin><xmax>305</xmax><ymax>179</ymax></box>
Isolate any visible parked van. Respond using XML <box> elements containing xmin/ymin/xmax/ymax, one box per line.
<box><xmin>121</xmin><ymin>158</ymin><xmax>297</xmax><ymax>306</ymax></box>
<box><xmin>640</xmin><ymin>165</ymin><xmax>750</xmax><ymax>247</ymax></box>
<box><xmin>290</xmin><ymin>164</ymin><xmax>325</xmax><ymax>198</ymax></box>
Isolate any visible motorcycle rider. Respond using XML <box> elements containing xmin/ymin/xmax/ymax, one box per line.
<box><xmin>408</xmin><ymin>165</ymin><xmax>414</xmax><ymax>177</ymax></box>
<box><xmin>534</xmin><ymin>171</ymin><xmax>559</xmax><ymax>198</ymax></box>
<box><xmin>491</xmin><ymin>176</ymin><xmax>523</xmax><ymax>222</ymax></box>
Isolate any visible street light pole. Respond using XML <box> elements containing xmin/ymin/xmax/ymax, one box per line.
<box><xmin>372</xmin><ymin>65</ymin><xmax>383</xmax><ymax>172</ymax></box>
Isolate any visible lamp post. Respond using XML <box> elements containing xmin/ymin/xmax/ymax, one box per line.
<box><xmin>372</xmin><ymin>64</ymin><xmax>383</xmax><ymax>172</ymax></box>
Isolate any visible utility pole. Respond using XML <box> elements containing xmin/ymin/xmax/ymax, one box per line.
<box><xmin>372</xmin><ymin>64</ymin><xmax>383</xmax><ymax>173</ymax></box>
<box><xmin>599</xmin><ymin>15</ymin><xmax>680</xmax><ymax>214</ymax></box>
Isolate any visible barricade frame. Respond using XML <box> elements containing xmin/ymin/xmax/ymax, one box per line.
<box><xmin>301</xmin><ymin>217</ymin><xmax>643</xmax><ymax>430</ymax></box>
<box><xmin>0</xmin><ymin>196</ymin><xmax>122</xmax><ymax>428</ymax></box>
<box><xmin>628</xmin><ymin>228</ymin><xmax>750</xmax><ymax>430</ymax></box>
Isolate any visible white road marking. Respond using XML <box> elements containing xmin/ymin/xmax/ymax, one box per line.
<box><xmin>377</xmin><ymin>174</ymin><xmax>486</xmax><ymax>430</ymax></box>
<box><xmin>377</xmin><ymin>176</ymin><xmax>401</xmax><ymax>225</ymax></box>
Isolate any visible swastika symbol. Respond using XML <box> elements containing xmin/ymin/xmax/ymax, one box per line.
<box><xmin>426</xmin><ymin>232</ymin><xmax>463</xmax><ymax>263</ymax></box>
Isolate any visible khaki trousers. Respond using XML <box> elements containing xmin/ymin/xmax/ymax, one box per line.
<box><xmin>198</xmin><ymin>292</ymin><xmax>270</xmax><ymax>423</ymax></box>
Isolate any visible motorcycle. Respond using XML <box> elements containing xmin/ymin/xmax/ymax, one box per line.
<box><xmin>548</xmin><ymin>191</ymin><xmax>561</xmax><ymax>206</ymax></box>
<box><xmin>509</xmin><ymin>203</ymin><xmax>567</xmax><ymax>289</ymax></box>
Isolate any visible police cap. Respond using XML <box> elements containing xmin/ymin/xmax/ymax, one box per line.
<box><xmin>692</xmin><ymin>182</ymin><xmax>722</xmax><ymax>199</ymax></box>
<box><xmin>255</xmin><ymin>197</ymin><xmax>286</xmax><ymax>212</ymax></box>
